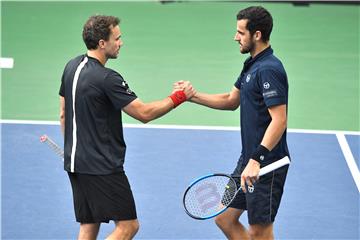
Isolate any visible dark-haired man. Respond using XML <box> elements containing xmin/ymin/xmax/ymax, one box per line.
<box><xmin>59</xmin><ymin>15</ymin><xmax>194</xmax><ymax>240</ymax></box>
<box><xmin>177</xmin><ymin>6</ymin><xmax>290</xmax><ymax>239</ymax></box>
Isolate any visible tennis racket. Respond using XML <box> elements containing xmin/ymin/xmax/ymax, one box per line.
<box><xmin>40</xmin><ymin>135</ymin><xmax>64</xmax><ymax>160</ymax></box>
<box><xmin>183</xmin><ymin>156</ymin><xmax>290</xmax><ymax>220</ymax></box>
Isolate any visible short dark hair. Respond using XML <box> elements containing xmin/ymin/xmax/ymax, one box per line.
<box><xmin>236</xmin><ymin>6</ymin><xmax>273</xmax><ymax>42</ymax></box>
<box><xmin>82</xmin><ymin>15</ymin><xmax>120</xmax><ymax>50</ymax></box>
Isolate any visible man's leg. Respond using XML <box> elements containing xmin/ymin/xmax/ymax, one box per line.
<box><xmin>78</xmin><ymin>223</ymin><xmax>100</xmax><ymax>240</ymax></box>
<box><xmin>246</xmin><ymin>166</ymin><xmax>289</xmax><ymax>240</ymax></box>
<box><xmin>105</xmin><ymin>219</ymin><xmax>139</xmax><ymax>240</ymax></box>
<box><xmin>215</xmin><ymin>208</ymin><xmax>250</xmax><ymax>240</ymax></box>
<box><xmin>248</xmin><ymin>223</ymin><xmax>273</xmax><ymax>240</ymax></box>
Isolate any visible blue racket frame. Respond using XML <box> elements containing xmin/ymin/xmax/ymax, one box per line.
<box><xmin>182</xmin><ymin>156</ymin><xmax>291</xmax><ymax>220</ymax></box>
<box><xmin>182</xmin><ymin>173</ymin><xmax>238</xmax><ymax>220</ymax></box>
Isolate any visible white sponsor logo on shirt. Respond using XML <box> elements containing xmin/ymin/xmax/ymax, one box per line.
<box><xmin>263</xmin><ymin>82</ymin><xmax>270</xmax><ymax>89</ymax></box>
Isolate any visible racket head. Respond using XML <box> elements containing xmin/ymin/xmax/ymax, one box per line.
<box><xmin>183</xmin><ymin>173</ymin><xmax>238</xmax><ymax>220</ymax></box>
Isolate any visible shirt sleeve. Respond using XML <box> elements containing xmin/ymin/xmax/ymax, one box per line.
<box><xmin>59</xmin><ymin>71</ymin><xmax>65</xmax><ymax>97</ymax></box>
<box><xmin>258</xmin><ymin>68</ymin><xmax>288</xmax><ymax>107</ymax></box>
<box><xmin>234</xmin><ymin>75</ymin><xmax>242</xmax><ymax>90</ymax></box>
<box><xmin>103</xmin><ymin>70</ymin><xmax>137</xmax><ymax>110</ymax></box>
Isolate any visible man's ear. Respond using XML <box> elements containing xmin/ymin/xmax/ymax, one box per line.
<box><xmin>98</xmin><ymin>39</ymin><xmax>106</xmax><ymax>49</ymax></box>
<box><xmin>254</xmin><ymin>30</ymin><xmax>262</xmax><ymax>41</ymax></box>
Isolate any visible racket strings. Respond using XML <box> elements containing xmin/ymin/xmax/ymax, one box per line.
<box><xmin>184</xmin><ymin>175</ymin><xmax>237</xmax><ymax>219</ymax></box>
<box><xmin>221</xmin><ymin>179</ymin><xmax>238</xmax><ymax>205</ymax></box>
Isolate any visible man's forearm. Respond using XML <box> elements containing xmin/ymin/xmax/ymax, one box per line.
<box><xmin>191</xmin><ymin>92</ymin><xmax>238</xmax><ymax>110</ymax></box>
<box><xmin>261</xmin><ymin>105</ymin><xmax>287</xmax><ymax>150</ymax></box>
<box><xmin>261</xmin><ymin>119</ymin><xmax>286</xmax><ymax>150</ymax></box>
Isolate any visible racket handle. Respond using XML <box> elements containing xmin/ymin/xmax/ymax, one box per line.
<box><xmin>259</xmin><ymin>156</ymin><xmax>290</xmax><ymax>176</ymax></box>
<box><xmin>231</xmin><ymin>156</ymin><xmax>290</xmax><ymax>178</ymax></box>
<box><xmin>40</xmin><ymin>135</ymin><xmax>64</xmax><ymax>159</ymax></box>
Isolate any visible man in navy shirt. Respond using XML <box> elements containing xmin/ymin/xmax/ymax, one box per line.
<box><xmin>59</xmin><ymin>15</ymin><xmax>194</xmax><ymax>240</ymax></box>
<box><xmin>177</xmin><ymin>6</ymin><xmax>290</xmax><ymax>240</ymax></box>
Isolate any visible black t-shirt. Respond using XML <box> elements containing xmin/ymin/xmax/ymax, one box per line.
<box><xmin>234</xmin><ymin>47</ymin><xmax>290</xmax><ymax>166</ymax></box>
<box><xmin>59</xmin><ymin>55</ymin><xmax>137</xmax><ymax>175</ymax></box>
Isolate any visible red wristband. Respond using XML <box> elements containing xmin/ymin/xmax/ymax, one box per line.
<box><xmin>169</xmin><ymin>90</ymin><xmax>186</xmax><ymax>108</ymax></box>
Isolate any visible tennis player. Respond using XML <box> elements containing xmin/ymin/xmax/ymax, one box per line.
<box><xmin>59</xmin><ymin>15</ymin><xmax>194</xmax><ymax>240</ymax></box>
<box><xmin>176</xmin><ymin>6</ymin><xmax>290</xmax><ymax>240</ymax></box>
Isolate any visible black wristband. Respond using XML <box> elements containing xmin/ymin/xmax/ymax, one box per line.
<box><xmin>251</xmin><ymin>145</ymin><xmax>270</xmax><ymax>163</ymax></box>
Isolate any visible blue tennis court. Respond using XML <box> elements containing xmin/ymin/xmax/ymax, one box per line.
<box><xmin>1</xmin><ymin>122</ymin><xmax>359</xmax><ymax>239</ymax></box>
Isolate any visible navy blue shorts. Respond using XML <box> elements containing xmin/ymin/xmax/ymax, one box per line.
<box><xmin>68</xmin><ymin>171</ymin><xmax>137</xmax><ymax>223</ymax></box>
<box><xmin>229</xmin><ymin>161</ymin><xmax>289</xmax><ymax>225</ymax></box>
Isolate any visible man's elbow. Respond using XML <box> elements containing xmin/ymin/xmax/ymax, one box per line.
<box><xmin>139</xmin><ymin>118</ymin><xmax>151</xmax><ymax>124</ymax></box>
<box><xmin>227</xmin><ymin>101</ymin><xmax>239</xmax><ymax>111</ymax></box>
<box><xmin>229</xmin><ymin>104</ymin><xmax>239</xmax><ymax>111</ymax></box>
<box><xmin>279</xmin><ymin>116</ymin><xmax>287</xmax><ymax>130</ymax></box>
<box><xmin>272</xmin><ymin>114</ymin><xmax>287</xmax><ymax>131</ymax></box>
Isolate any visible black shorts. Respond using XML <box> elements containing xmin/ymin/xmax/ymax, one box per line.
<box><xmin>68</xmin><ymin>171</ymin><xmax>137</xmax><ymax>223</ymax></box>
<box><xmin>229</xmin><ymin>160</ymin><xmax>289</xmax><ymax>225</ymax></box>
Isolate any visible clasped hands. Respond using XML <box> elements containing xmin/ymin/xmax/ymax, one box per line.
<box><xmin>172</xmin><ymin>80</ymin><xmax>196</xmax><ymax>101</ymax></box>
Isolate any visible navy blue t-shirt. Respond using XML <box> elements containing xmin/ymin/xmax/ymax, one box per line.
<box><xmin>234</xmin><ymin>47</ymin><xmax>290</xmax><ymax>166</ymax></box>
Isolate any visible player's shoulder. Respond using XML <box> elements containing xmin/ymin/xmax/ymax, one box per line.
<box><xmin>102</xmin><ymin>68</ymin><xmax>128</xmax><ymax>90</ymax></box>
<box><xmin>61</xmin><ymin>55</ymin><xmax>84</xmax><ymax>76</ymax></box>
<box><xmin>66</xmin><ymin>54</ymin><xmax>86</xmax><ymax>66</ymax></box>
<box><xmin>260</xmin><ymin>54</ymin><xmax>286</xmax><ymax>74</ymax></box>
<box><xmin>62</xmin><ymin>55</ymin><xmax>87</xmax><ymax>73</ymax></box>
<box><xmin>104</xmin><ymin>68</ymin><xmax>124</xmax><ymax>81</ymax></box>
<box><xmin>263</xmin><ymin>52</ymin><xmax>283</xmax><ymax>65</ymax></box>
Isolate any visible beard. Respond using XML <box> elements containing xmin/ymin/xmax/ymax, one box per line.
<box><xmin>240</xmin><ymin>40</ymin><xmax>255</xmax><ymax>54</ymax></box>
<box><xmin>106</xmin><ymin>48</ymin><xmax>119</xmax><ymax>59</ymax></box>
<box><xmin>106</xmin><ymin>52</ymin><xmax>118</xmax><ymax>59</ymax></box>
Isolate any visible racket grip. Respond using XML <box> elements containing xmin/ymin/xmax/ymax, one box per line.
<box><xmin>231</xmin><ymin>156</ymin><xmax>290</xmax><ymax>178</ymax></box>
<box><xmin>258</xmin><ymin>156</ymin><xmax>290</xmax><ymax>176</ymax></box>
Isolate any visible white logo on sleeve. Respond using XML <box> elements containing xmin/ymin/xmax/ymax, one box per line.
<box><xmin>263</xmin><ymin>82</ymin><xmax>270</xmax><ymax>89</ymax></box>
<box><xmin>246</xmin><ymin>74</ymin><xmax>251</xmax><ymax>82</ymax></box>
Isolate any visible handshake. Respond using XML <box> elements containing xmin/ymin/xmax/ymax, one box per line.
<box><xmin>169</xmin><ymin>80</ymin><xmax>197</xmax><ymax>108</ymax></box>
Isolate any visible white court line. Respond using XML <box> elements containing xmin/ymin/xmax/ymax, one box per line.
<box><xmin>0</xmin><ymin>58</ymin><xmax>14</xmax><ymax>68</ymax></box>
<box><xmin>0</xmin><ymin>119</ymin><xmax>60</xmax><ymax>125</ymax></box>
<box><xmin>336</xmin><ymin>133</ymin><xmax>360</xmax><ymax>193</ymax></box>
<box><xmin>0</xmin><ymin>119</ymin><xmax>360</xmax><ymax>135</ymax></box>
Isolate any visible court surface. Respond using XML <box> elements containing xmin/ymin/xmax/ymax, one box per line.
<box><xmin>1</xmin><ymin>122</ymin><xmax>359</xmax><ymax>239</ymax></box>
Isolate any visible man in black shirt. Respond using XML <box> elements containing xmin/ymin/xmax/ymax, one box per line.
<box><xmin>176</xmin><ymin>6</ymin><xmax>290</xmax><ymax>240</ymax></box>
<box><xmin>59</xmin><ymin>15</ymin><xmax>194</xmax><ymax>240</ymax></box>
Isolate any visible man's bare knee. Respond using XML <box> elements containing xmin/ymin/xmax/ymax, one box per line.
<box><xmin>249</xmin><ymin>223</ymin><xmax>273</xmax><ymax>240</ymax></box>
<box><xmin>215</xmin><ymin>209</ymin><xmax>243</xmax><ymax>230</ymax></box>
<box><xmin>78</xmin><ymin>223</ymin><xmax>100</xmax><ymax>240</ymax></box>
<box><xmin>248</xmin><ymin>227</ymin><xmax>259</xmax><ymax>239</ymax></box>
<box><xmin>215</xmin><ymin>214</ymin><xmax>230</xmax><ymax>229</ymax></box>
<box><xmin>125</xmin><ymin>220</ymin><xmax>139</xmax><ymax>235</ymax></box>
<box><xmin>113</xmin><ymin>219</ymin><xmax>139</xmax><ymax>238</ymax></box>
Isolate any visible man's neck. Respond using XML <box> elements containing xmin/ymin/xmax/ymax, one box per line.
<box><xmin>250</xmin><ymin>42</ymin><xmax>270</xmax><ymax>58</ymax></box>
<box><xmin>87</xmin><ymin>50</ymin><xmax>107</xmax><ymax>65</ymax></box>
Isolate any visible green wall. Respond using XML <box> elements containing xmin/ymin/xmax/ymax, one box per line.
<box><xmin>2</xmin><ymin>2</ymin><xmax>359</xmax><ymax>131</ymax></box>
